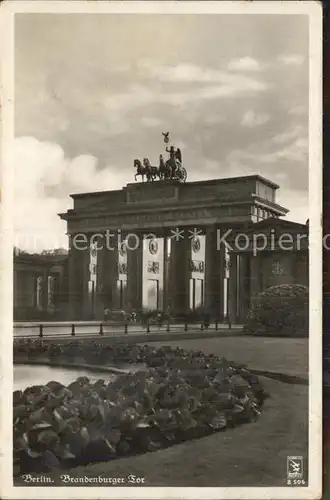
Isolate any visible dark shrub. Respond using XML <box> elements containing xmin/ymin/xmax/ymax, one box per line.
<box><xmin>243</xmin><ymin>284</ymin><xmax>308</xmax><ymax>337</ymax></box>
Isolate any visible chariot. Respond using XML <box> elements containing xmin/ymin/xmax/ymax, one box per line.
<box><xmin>133</xmin><ymin>133</ymin><xmax>187</xmax><ymax>183</ymax></box>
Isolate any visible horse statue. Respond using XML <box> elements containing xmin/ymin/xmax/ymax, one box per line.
<box><xmin>143</xmin><ymin>158</ymin><xmax>158</xmax><ymax>181</ymax></box>
<box><xmin>134</xmin><ymin>159</ymin><xmax>147</xmax><ymax>182</ymax></box>
<box><xmin>159</xmin><ymin>154</ymin><xmax>171</xmax><ymax>180</ymax></box>
<box><xmin>134</xmin><ymin>158</ymin><xmax>159</xmax><ymax>182</ymax></box>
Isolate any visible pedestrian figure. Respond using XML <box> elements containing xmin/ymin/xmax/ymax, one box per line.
<box><xmin>156</xmin><ymin>311</ymin><xmax>164</xmax><ymax>329</ymax></box>
<box><xmin>131</xmin><ymin>311</ymin><xmax>137</xmax><ymax>323</ymax></box>
<box><xmin>202</xmin><ymin>308</ymin><xmax>211</xmax><ymax>329</ymax></box>
<box><xmin>104</xmin><ymin>308</ymin><xmax>110</xmax><ymax>323</ymax></box>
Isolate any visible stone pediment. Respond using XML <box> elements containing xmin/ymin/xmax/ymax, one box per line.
<box><xmin>227</xmin><ymin>218</ymin><xmax>307</xmax><ymax>235</ymax></box>
<box><xmin>251</xmin><ymin>218</ymin><xmax>308</xmax><ymax>240</ymax></box>
<box><xmin>126</xmin><ymin>182</ymin><xmax>178</xmax><ymax>203</ymax></box>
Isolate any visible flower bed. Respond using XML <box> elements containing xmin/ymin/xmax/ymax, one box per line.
<box><xmin>13</xmin><ymin>339</ymin><xmax>269</xmax><ymax>476</ymax></box>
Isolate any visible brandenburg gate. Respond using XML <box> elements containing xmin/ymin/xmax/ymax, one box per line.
<box><xmin>59</xmin><ymin>175</ymin><xmax>308</xmax><ymax>323</ymax></box>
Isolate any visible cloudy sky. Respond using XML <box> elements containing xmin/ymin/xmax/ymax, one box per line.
<box><xmin>14</xmin><ymin>13</ymin><xmax>309</xmax><ymax>251</ymax></box>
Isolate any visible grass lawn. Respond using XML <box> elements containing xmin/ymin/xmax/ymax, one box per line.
<box><xmin>21</xmin><ymin>335</ymin><xmax>308</xmax><ymax>378</ymax></box>
<box><xmin>20</xmin><ymin>378</ymin><xmax>307</xmax><ymax>487</ymax></box>
<box><xmin>143</xmin><ymin>337</ymin><xmax>308</xmax><ymax>379</ymax></box>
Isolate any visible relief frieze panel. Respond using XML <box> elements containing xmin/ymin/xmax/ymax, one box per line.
<box><xmin>127</xmin><ymin>185</ymin><xmax>177</xmax><ymax>203</ymax></box>
<box><xmin>179</xmin><ymin>185</ymin><xmax>241</xmax><ymax>201</ymax></box>
<box><xmin>147</xmin><ymin>261</ymin><xmax>160</xmax><ymax>274</ymax></box>
<box><xmin>69</xmin><ymin>208</ymin><xmax>213</xmax><ymax>231</ymax></box>
<box><xmin>118</xmin><ymin>262</ymin><xmax>127</xmax><ymax>274</ymax></box>
<box><xmin>179</xmin><ymin>185</ymin><xmax>217</xmax><ymax>200</ymax></box>
<box><xmin>190</xmin><ymin>260</ymin><xmax>205</xmax><ymax>273</ymax></box>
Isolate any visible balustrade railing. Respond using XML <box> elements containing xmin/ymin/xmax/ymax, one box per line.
<box><xmin>13</xmin><ymin>319</ymin><xmax>239</xmax><ymax>339</ymax></box>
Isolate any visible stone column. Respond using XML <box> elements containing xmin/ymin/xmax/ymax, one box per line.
<box><xmin>204</xmin><ymin>226</ymin><xmax>226</xmax><ymax>321</ymax></box>
<box><xmin>68</xmin><ymin>234</ymin><xmax>90</xmax><ymax>320</ymax></box>
<box><xmin>99</xmin><ymin>232</ymin><xmax>120</xmax><ymax>313</ymax></box>
<box><xmin>238</xmin><ymin>252</ymin><xmax>250</xmax><ymax>323</ymax></box>
<box><xmin>41</xmin><ymin>270</ymin><xmax>49</xmax><ymax>313</ymax></box>
<box><xmin>250</xmin><ymin>254</ymin><xmax>261</xmax><ymax>307</ymax></box>
<box><xmin>162</xmin><ymin>235</ymin><xmax>170</xmax><ymax>312</ymax></box>
<box><xmin>82</xmin><ymin>237</ymin><xmax>92</xmax><ymax>320</ymax></box>
<box><xmin>126</xmin><ymin>232</ymin><xmax>143</xmax><ymax>312</ymax></box>
<box><xmin>228</xmin><ymin>252</ymin><xmax>238</xmax><ymax>323</ymax></box>
<box><xmin>168</xmin><ymin>234</ymin><xmax>191</xmax><ymax>317</ymax></box>
<box><xmin>68</xmin><ymin>245</ymin><xmax>78</xmax><ymax>319</ymax></box>
<box><xmin>94</xmin><ymin>236</ymin><xmax>104</xmax><ymax>319</ymax></box>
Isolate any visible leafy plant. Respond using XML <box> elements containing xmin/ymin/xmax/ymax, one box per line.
<box><xmin>243</xmin><ymin>284</ymin><xmax>308</xmax><ymax>337</ymax></box>
<box><xmin>13</xmin><ymin>342</ymin><xmax>269</xmax><ymax>475</ymax></box>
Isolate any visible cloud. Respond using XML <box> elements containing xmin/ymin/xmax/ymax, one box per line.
<box><xmin>177</xmin><ymin>81</ymin><xmax>266</xmax><ymax>102</ymax></box>
<box><xmin>272</xmin><ymin>138</ymin><xmax>308</xmax><ymax>163</ymax></box>
<box><xmin>276</xmin><ymin>187</ymin><xmax>308</xmax><ymax>223</ymax></box>
<box><xmin>12</xmin><ymin>137</ymin><xmax>127</xmax><ymax>252</ymax></box>
<box><xmin>225</xmin><ymin>114</ymin><xmax>309</xmax><ymax>199</ymax></box>
<box><xmin>147</xmin><ymin>62</ymin><xmax>266</xmax><ymax>91</ymax></box>
<box><xmin>288</xmin><ymin>105</ymin><xmax>307</xmax><ymax>116</ymax></box>
<box><xmin>241</xmin><ymin>110</ymin><xmax>269</xmax><ymax>127</ymax></box>
<box><xmin>228</xmin><ymin>57</ymin><xmax>261</xmax><ymax>72</ymax></box>
<box><xmin>145</xmin><ymin>63</ymin><xmax>206</xmax><ymax>82</ymax></box>
<box><xmin>104</xmin><ymin>85</ymin><xmax>155</xmax><ymax>114</ymax></box>
<box><xmin>144</xmin><ymin>63</ymin><xmax>225</xmax><ymax>83</ymax></box>
<box><xmin>272</xmin><ymin>124</ymin><xmax>305</xmax><ymax>144</ymax></box>
<box><xmin>140</xmin><ymin>116</ymin><xmax>164</xmax><ymax>128</ymax></box>
<box><xmin>228</xmin><ymin>136</ymin><xmax>308</xmax><ymax>167</ymax></box>
<box><xmin>278</xmin><ymin>54</ymin><xmax>305</xmax><ymax>66</ymax></box>
<box><xmin>103</xmin><ymin>73</ymin><xmax>267</xmax><ymax>113</ymax></box>
<box><xmin>203</xmin><ymin>114</ymin><xmax>226</xmax><ymax>125</ymax></box>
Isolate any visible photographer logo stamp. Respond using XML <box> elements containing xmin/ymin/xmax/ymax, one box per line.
<box><xmin>287</xmin><ymin>456</ymin><xmax>303</xmax><ymax>479</ymax></box>
<box><xmin>286</xmin><ymin>456</ymin><xmax>305</xmax><ymax>485</ymax></box>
